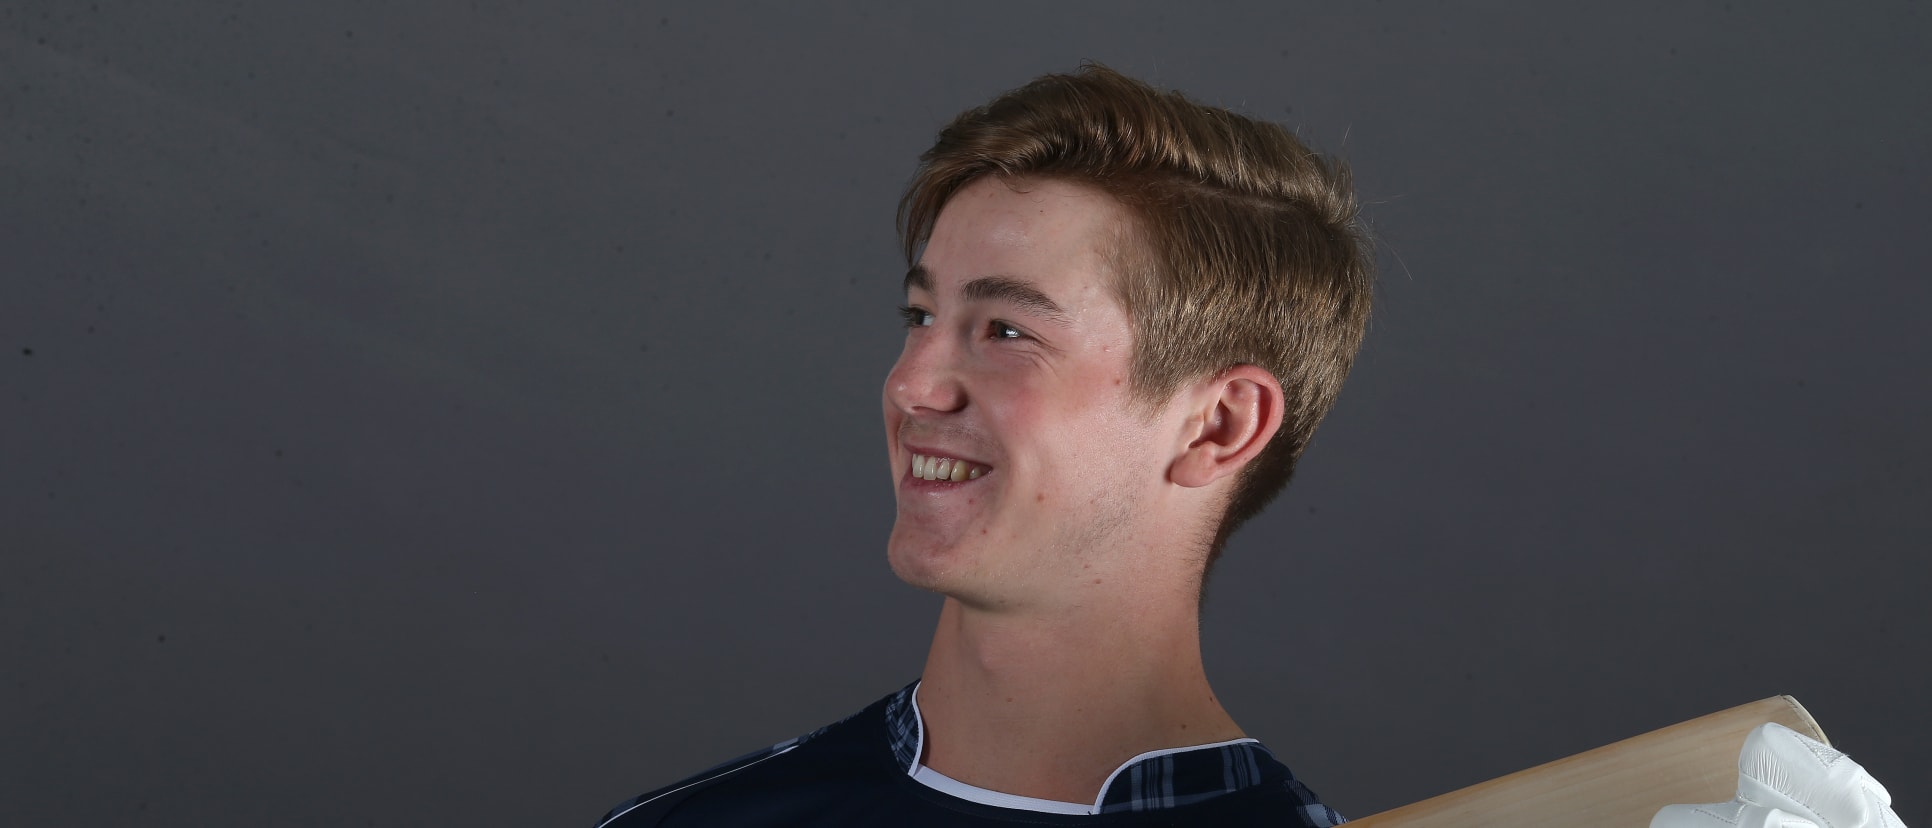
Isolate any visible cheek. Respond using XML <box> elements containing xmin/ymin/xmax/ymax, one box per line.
<box><xmin>985</xmin><ymin>377</ymin><xmax>1152</xmax><ymax>475</ymax></box>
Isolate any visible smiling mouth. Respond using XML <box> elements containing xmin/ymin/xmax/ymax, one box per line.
<box><xmin>909</xmin><ymin>452</ymin><xmax>990</xmax><ymax>482</ymax></box>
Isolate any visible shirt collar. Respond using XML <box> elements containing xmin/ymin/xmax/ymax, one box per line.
<box><xmin>883</xmin><ymin>680</ymin><xmax>1288</xmax><ymax>814</ymax></box>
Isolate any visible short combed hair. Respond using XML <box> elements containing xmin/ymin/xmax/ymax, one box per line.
<box><xmin>899</xmin><ymin>64</ymin><xmax>1374</xmax><ymax>561</ymax></box>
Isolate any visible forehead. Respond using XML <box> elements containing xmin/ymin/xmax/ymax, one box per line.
<box><xmin>914</xmin><ymin>177</ymin><xmax>1130</xmax><ymax>298</ymax></box>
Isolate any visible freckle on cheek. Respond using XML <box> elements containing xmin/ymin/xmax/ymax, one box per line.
<box><xmin>1036</xmin><ymin>493</ymin><xmax>1046</xmax><ymax>503</ymax></box>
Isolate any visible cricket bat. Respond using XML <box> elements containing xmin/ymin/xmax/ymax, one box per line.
<box><xmin>1347</xmin><ymin>695</ymin><xmax>1826</xmax><ymax>827</ymax></box>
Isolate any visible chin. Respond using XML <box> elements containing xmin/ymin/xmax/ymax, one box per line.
<box><xmin>885</xmin><ymin>521</ymin><xmax>975</xmax><ymax>593</ymax></box>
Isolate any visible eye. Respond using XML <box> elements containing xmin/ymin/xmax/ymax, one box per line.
<box><xmin>898</xmin><ymin>305</ymin><xmax>934</xmax><ymax>328</ymax></box>
<box><xmin>988</xmin><ymin>320</ymin><xmax>1024</xmax><ymax>340</ymax></box>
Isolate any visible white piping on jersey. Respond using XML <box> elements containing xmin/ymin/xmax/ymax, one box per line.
<box><xmin>911</xmin><ymin>762</ymin><xmax>1094</xmax><ymax>814</ymax></box>
<box><xmin>909</xmin><ymin>682</ymin><xmax>927</xmax><ymax>773</ymax></box>
<box><xmin>1091</xmin><ymin>736</ymin><xmax>1262</xmax><ymax>811</ymax></box>
<box><xmin>906</xmin><ymin>682</ymin><xmax>1262</xmax><ymax>814</ymax></box>
<box><xmin>594</xmin><ymin>744</ymin><xmax>799</xmax><ymax>828</ymax></box>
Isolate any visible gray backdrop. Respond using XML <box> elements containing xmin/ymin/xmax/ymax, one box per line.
<box><xmin>4</xmin><ymin>2</ymin><xmax>1927</xmax><ymax>825</ymax></box>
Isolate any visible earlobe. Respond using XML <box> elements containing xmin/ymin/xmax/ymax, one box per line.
<box><xmin>1170</xmin><ymin>366</ymin><xmax>1284</xmax><ymax>489</ymax></box>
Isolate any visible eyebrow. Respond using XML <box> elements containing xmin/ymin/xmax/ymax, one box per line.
<box><xmin>903</xmin><ymin>265</ymin><xmax>1073</xmax><ymax>327</ymax></box>
<box><xmin>903</xmin><ymin>264</ymin><xmax>933</xmax><ymax>295</ymax></box>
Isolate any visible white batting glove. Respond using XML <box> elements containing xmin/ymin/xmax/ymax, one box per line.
<box><xmin>1651</xmin><ymin>722</ymin><xmax>1905</xmax><ymax>828</ymax></box>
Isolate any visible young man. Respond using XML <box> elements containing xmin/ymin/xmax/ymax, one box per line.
<box><xmin>598</xmin><ymin>65</ymin><xmax>1371</xmax><ymax>826</ymax></box>
<box><xmin>596</xmin><ymin>65</ymin><xmax>1913</xmax><ymax>828</ymax></box>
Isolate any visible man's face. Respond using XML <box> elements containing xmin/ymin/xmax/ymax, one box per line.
<box><xmin>883</xmin><ymin>177</ymin><xmax>1179</xmax><ymax>611</ymax></box>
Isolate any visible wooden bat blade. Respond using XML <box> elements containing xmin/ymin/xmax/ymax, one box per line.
<box><xmin>1347</xmin><ymin>696</ymin><xmax>1826</xmax><ymax>827</ymax></box>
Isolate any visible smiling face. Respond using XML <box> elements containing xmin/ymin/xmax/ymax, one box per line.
<box><xmin>883</xmin><ymin>177</ymin><xmax>1190</xmax><ymax>612</ymax></box>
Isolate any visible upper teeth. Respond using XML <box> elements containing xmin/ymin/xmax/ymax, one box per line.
<box><xmin>912</xmin><ymin>453</ymin><xmax>987</xmax><ymax>482</ymax></box>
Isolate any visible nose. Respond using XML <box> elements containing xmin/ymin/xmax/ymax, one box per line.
<box><xmin>883</xmin><ymin>330</ymin><xmax>968</xmax><ymax>417</ymax></box>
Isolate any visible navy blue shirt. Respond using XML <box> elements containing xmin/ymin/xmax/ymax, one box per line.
<box><xmin>597</xmin><ymin>682</ymin><xmax>1344</xmax><ymax>826</ymax></box>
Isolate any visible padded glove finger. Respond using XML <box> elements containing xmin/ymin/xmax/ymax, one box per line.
<box><xmin>1653</xmin><ymin>800</ymin><xmax>1819</xmax><ymax>828</ymax></box>
<box><xmin>1652</xmin><ymin>723</ymin><xmax>1906</xmax><ymax>828</ymax></box>
<box><xmin>1739</xmin><ymin>723</ymin><xmax>1902</xmax><ymax>828</ymax></box>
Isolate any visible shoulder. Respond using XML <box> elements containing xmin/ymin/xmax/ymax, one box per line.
<box><xmin>1235</xmin><ymin>749</ymin><xmax>1345</xmax><ymax>827</ymax></box>
<box><xmin>1137</xmin><ymin>778</ymin><xmax>1345</xmax><ymax>827</ymax></box>
<box><xmin>1092</xmin><ymin>738</ymin><xmax>1344</xmax><ymax>827</ymax></box>
<box><xmin>1227</xmin><ymin>764</ymin><xmax>1346</xmax><ymax>827</ymax></box>
<box><xmin>592</xmin><ymin>688</ymin><xmax>906</xmax><ymax>828</ymax></box>
<box><xmin>592</xmin><ymin>740</ymin><xmax>801</xmax><ymax>828</ymax></box>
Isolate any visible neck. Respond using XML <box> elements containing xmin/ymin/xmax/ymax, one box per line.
<box><xmin>914</xmin><ymin>592</ymin><xmax>1243</xmax><ymax>805</ymax></box>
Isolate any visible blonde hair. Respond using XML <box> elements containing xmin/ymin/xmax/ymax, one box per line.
<box><xmin>899</xmin><ymin>64</ymin><xmax>1374</xmax><ymax>559</ymax></box>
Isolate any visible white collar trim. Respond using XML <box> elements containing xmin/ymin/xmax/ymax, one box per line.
<box><xmin>910</xmin><ymin>763</ymin><xmax>1095</xmax><ymax>814</ymax></box>
<box><xmin>905</xmin><ymin>682</ymin><xmax>1262</xmax><ymax>815</ymax></box>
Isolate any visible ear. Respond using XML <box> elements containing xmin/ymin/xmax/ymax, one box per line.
<box><xmin>1169</xmin><ymin>365</ymin><xmax>1284</xmax><ymax>489</ymax></box>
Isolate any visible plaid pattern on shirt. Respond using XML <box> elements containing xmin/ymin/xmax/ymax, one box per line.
<box><xmin>881</xmin><ymin>681</ymin><xmax>1345</xmax><ymax>824</ymax></box>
